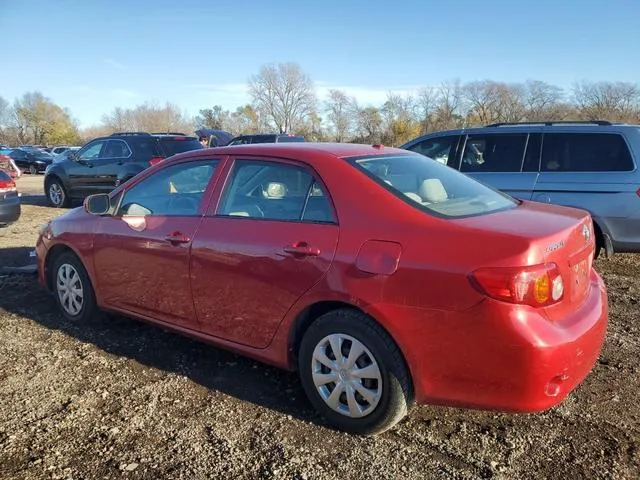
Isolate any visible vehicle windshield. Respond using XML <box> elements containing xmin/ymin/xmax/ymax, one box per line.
<box><xmin>347</xmin><ymin>152</ymin><xmax>518</xmax><ymax>218</ymax></box>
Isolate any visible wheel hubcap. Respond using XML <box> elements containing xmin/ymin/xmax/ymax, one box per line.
<box><xmin>311</xmin><ymin>333</ymin><xmax>382</xmax><ymax>418</ymax></box>
<box><xmin>56</xmin><ymin>263</ymin><xmax>83</xmax><ymax>316</ymax></box>
<box><xmin>49</xmin><ymin>184</ymin><xmax>62</xmax><ymax>205</ymax></box>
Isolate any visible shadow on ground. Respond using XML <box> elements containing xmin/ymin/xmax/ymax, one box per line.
<box><xmin>0</xmin><ymin>261</ymin><xmax>323</xmax><ymax>427</ymax></box>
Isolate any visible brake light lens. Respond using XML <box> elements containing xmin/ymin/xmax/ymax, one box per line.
<box><xmin>148</xmin><ymin>156</ymin><xmax>164</xmax><ymax>166</ymax></box>
<box><xmin>470</xmin><ymin>263</ymin><xmax>564</xmax><ymax>307</ymax></box>
<box><xmin>0</xmin><ymin>179</ymin><xmax>16</xmax><ymax>193</ymax></box>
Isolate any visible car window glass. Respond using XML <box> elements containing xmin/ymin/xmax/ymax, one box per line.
<box><xmin>79</xmin><ymin>141</ymin><xmax>105</xmax><ymax>161</ymax></box>
<box><xmin>350</xmin><ymin>152</ymin><xmax>517</xmax><ymax>218</ymax></box>
<box><xmin>218</xmin><ymin>160</ymin><xmax>336</xmax><ymax>223</ymax></box>
<box><xmin>119</xmin><ymin>160</ymin><xmax>218</xmax><ymax>216</ymax></box>
<box><xmin>460</xmin><ymin>134</ymin><xmax>527</xmax><ymax>172</ymax></box>
<box><xmin>406</xmin><ymin>136</ymin><xmax>458</xmax><ymax>166</ymax></box>
<box><xmin>541</xmin><ymin>133</ymin><xmax>634</xmax><ymax>172</ymax></box>
<box><xmin>103</xmin><ymin>140</ymin><xmax>131</xmax><ymax>158</ymax></box>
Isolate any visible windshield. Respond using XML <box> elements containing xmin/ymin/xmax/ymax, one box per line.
<box><xmin>347</xmin><ymin>152</ymin><xmax>517</xmax><ymax>218</ymax></box>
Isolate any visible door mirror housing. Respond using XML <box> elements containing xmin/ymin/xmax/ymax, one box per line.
<box><xmin>84</xmin><ymin>194</ymin><xmax>111</xmax><ymax>215</ymax></box>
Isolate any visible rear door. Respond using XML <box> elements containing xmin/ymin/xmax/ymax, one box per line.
<box><xmin>95</xmin><ymin>139</ymin><xmax>132</xmax><ymax>190</ymax></box>
<box><xmin>190</xmin><ymin>157</ymin><xmax>339</xmax><ymax>348</ymax></box>
<box><xmin>459</xmin><ymin>132</ymin><xmax>539</xmax><ymax>200</ymax></box>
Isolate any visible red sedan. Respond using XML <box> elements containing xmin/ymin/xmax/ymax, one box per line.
<box><xmin>36</xmin><ymin>143</ymin><xmax>608</xmax><ymax>435</ymax></box>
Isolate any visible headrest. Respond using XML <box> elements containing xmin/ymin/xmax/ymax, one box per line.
<box><xmin>265</xmin><ymin>182</ymin><xmax>287</xmax><ymax>198</ymax></box>
<box><xmin>419</xmin><ymin>178</ymin><xmax>448</xmax><ymax>203</ymax></box>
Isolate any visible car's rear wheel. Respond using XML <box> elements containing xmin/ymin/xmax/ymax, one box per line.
<box><xmin>298</xmin><ymin>309</ymin><xmax>413</xmax><ymax>435</ymax></box>
<box><xmin>46</xmin><ymin>178</ymin><xmax>69</xmax><ymax>208</ymax></box>
<box><xmin>52</xmin><ymin>252</ymin><xmax>99</xmax><ymax>323</ymax></box>
<box><xmin>29</xmin><ymin>165</ymin><xmax>37</xmax><ymax>175</ymax></box>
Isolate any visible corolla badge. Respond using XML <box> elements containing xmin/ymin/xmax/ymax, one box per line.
<box><xmin>545</xmin><ymin>239</ymin><xmax>565</xmax><ymax>253</ymax></box>
<box><xmin>583</xmin><ymin>224</ymin><xmax>591</xmax><ymax>243</ymax></box>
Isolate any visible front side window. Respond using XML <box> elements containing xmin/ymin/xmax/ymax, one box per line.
<box><xmin>406</xmin><ymin>135</ymin><xmax>459</xmax><ymax>166</ymax></box>
<box><xmin>119</xmin><ymin>160</ymin><xmax>218</xmax><ymax>216</ymax></box>
<box><xmin>460</xmin><ymin>134</ymin><xmax>527</xmax><ymax>173</ymax></box>
<box><xmin>218</xmin><ymin>159</ymin><xmax>336</xmax><ymax>223</ymax></box>
<box><xmin>79</xmin><ymin>141</ymin><xmax>106</xmax><ymax>161</ymax></box>
<box><xmin>348</xmin><ymin>153</ymin><xmax>517</xmax><ymax>218</ymax></box>
<box><xmin>541</xmin><ymin>133</ymin><xmax>634</xmax><ymax>172</ymax></box>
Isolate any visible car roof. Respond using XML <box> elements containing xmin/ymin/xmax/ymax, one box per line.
<box><xmin>167</xmin><ymin>142</ymin><xmax>410</xmax><ymax>164</ymax></box>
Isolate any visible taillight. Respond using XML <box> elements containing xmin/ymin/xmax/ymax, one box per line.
<box><xmin>148</xmin><ymin>156</ymin><xmax>164</xmax><ymax>166</ymax></box>
<box><xmin>0</xmin><ymin>179</ymin><xmax>16</xmax><ymax>193</ymax></box>
<box><xmin>470</xmin><ymin>263</ymin><xmax>564</xmax><ymax>307</ymax></box>
<box><xmin>636</xmin><ymin>187</ymin><xmax>640</xmax><ymax>198</ymax></box>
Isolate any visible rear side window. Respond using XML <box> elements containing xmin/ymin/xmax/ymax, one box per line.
<box><xmin>158</xmin><ymin>138</ymin><xmax>204</xmax><ymax>157</ymax></box>
<box><xmin>276</xmin><ymin>136</ymin><xmax>305</xmax><ymax>143</ymax></box>
<box><xmin>406</xmin><ymin>135</ymin><xmax>459</xmax><ymax>166</ymax></box>
<box><xmin>541</xmin><ymin>133</ymin><xmax>634</xmax><ymax>172</ymax></box>
<box><xmin>460</xmin><ymin>134</ymin><xmax>527</xmax><ymax>172</ymax></box>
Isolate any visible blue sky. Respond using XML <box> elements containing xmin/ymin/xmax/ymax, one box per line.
<box><xmin>2</xmin><ymin>0</ymin><xmax>639</xmax><ymax>127</ymax></box>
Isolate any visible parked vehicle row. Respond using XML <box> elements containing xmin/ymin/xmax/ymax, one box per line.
<box><xmin>36</xmin><ymin>142</ymin><xmax>607</xmax><ymax>435</ymax></box>
<box><xmin>402</xmin><ymin>121</ymin><xmax>640</xmax><ymax>256</ymax></box>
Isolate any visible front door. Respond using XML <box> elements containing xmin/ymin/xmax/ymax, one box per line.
<box><xmin>92</xmin><ymin>158</ymin><xmax>220</xmax><ymax>329</ymax></box>
<box><xmin>190</xmin><ymin>158</ymin><xmax>339</xmax><ymax>348</ymax></box>
<box><xmin>67</xmin><ymin>140</ymin><xmax>107</xmax><ymax>198</ymax></box>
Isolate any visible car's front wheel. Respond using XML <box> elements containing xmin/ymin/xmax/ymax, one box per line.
<box><xmin>298</xmin><ymin>309</ymin><xmax>413</xmax><ymax>435</ymax></box>
<box><xmin>52</xmin><ymin>252</ymin><xmax>99</xmax><ymax>323</ymax></box>
<box><xmin>46</xmin><ymin>177</ymin><xmax>70</xmax><ymax>208</ymax></box>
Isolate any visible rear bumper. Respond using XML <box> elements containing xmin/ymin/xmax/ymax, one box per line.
<box><xmin>0</xmin><ymin>196</ymin><xmax>21</xmax><ymax>225</ymax></box>
<box><xmin>369</xmin><ymin>269</ymin><xmax>608</xmax><ymax>413</ymax></box>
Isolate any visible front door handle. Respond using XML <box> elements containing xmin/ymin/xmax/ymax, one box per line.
<box><xmin>279</xmin><ymin>242</ymin><xmax>320</xmax><ymax>257</ymax></box>
<box><xmin>164</xmin><ymin>232</ymin><xmax>191</xmax><ymax>245</ymax></box>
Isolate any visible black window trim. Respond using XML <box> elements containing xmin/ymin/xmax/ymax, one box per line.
<box><xmin>103</xmin><ymin>139</ymin><xmax>133</xmax><ymax>159</ymax></box>
<box><xmin>213</xmin><ymin>156</ymin><xmax>339</xmax><ymax>225</ymax></box>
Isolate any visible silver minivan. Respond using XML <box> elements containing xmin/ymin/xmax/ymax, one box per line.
<box><xmin>401</xmin><ymin>121</ymin><xmax>640</xmax><ymax>257</ymax></box>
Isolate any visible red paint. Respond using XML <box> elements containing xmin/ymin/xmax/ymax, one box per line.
<box><xmin>36</xmin><ymin>143</ymin><xmax>608</xmax><ymax>414</ymax></box>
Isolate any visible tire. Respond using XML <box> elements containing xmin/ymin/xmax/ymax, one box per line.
<box><xmin>51</xmin><ymin>251</ymin><xmax>99</xmax><ymax>323</ymax></box>
<box><xmin>298</xmin><ymin>309</ymin><xmax>413</xmax><ymax>435</ymax></box>
<box><xmin>46</xmin><ymin>177</ymin><xmax>70</xmax><ymax>208</ymax></box>
<box><xmin>29</xmin><ymin>165</ymin><xmax>37</xmax><ymax>175</ymax></box>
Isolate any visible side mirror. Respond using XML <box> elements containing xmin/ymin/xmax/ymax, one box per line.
<box><xmin>84</xmin><ymin>194</ymin><xmax>111</xmax><ymax>215</ymax></box>
<box><xmin>69</xmin><ymin>151</ymin><xmax>79</xmax><ymax>161</ymax></box>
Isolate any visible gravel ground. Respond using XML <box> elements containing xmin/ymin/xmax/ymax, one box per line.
<box><xmin>0</xmin><ymin>175</ymin><xmax>639</xmax><ymax>479</ymax></box>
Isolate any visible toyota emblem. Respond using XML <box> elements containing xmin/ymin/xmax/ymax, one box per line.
<box><xmin>582</xmin><ymin>224</ymin><xmax>591</xmax><ymax>243</ymax></box>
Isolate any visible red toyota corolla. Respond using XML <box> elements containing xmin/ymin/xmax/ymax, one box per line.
<box><xmin>36</xmin><ymin>143</ymin><xmax>608</xmax><ymax>435</ymax></box>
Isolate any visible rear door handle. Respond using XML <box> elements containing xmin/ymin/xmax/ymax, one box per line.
<box><xmin>279</xmin><ymin>242</ymin><xmax>320</xmax><ymax>257</ymax></box>
<box><xmin>164</xmin><ymin>232</ymin><xmax>191</xmax><ymax>245</ymax></box>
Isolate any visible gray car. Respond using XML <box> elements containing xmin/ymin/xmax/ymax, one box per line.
<box><xmin>401</xmin><ymin>121</ymin><xmax>640</xmax><ymax>257</ymax></box>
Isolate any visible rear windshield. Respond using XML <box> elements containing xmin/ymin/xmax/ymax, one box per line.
<box><xmin>157</xmin><ymin>138</ymin><xmax>204</xmax><ymax>157</ymax></box>
<box><xmin>347</xmin><ymin>153</ymin><xmax>518</xmax><ymax>218</ymax></box>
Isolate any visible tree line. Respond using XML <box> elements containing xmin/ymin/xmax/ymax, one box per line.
<box><xmin>1</xmin><ymin>62</ymin><xmax>639</xmax><ymax>147</ymax></box>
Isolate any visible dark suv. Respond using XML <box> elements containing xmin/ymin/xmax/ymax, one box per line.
<box><xmin>44</xmin><ymin>132</ymin><xmax>204</xmax><ymax>207</ymax></box>
<box><xmin>223</xmin><ymin>133</ymin><xmax>305</xmax><ymax>146</ymax></box>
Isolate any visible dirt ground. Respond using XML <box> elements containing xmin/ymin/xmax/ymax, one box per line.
<box><xmin>0</xmin><ymin>175</ymin><xmax>639</xmax><ymax>479</ymax></box>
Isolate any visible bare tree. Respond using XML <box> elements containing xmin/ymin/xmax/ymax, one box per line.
<box><xmin>194</xmin><ymin>105</ymin><xmax>229</xmax><ymax>130</ymax></box>
<box><xmin>522</xmin><ymin>80</ymin><xmax>564</xmax><ymax>121</ymax></box>
<box><xmin>101</xmin><ymin>102</ymin><xmax>193</xmax><ymax>134</ymax></box>
<box><xmin>415</xmin><ymin>87</ymin><xmax>438</xmax><ymax>134</ymax></box>
<box><xmin>248</xmin><ymin>62</ymin><xmax>317</xmax><ymax>133</ymax></box>
<box><xmin>573</xmin><ymin>81</ymin><xmax>640</xmax><ymax>122</ymax></box>
<box><xmin>433</xmin><ymin>80</ymin><xmax>464</xmax><ymax>130</ymax></box>
<box><xmin>325</xmin><ymin>89</ymin><xmax>355</xmax><ymax>142</ymax></box>
<box><xmin>354</xmin><ymin>106</ymin><xmax>383</xmax><ymax>144</ymax></box>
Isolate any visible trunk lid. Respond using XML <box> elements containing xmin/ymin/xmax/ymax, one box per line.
<box><xmin>455</xmin><ymin>200</ymin><xmax>595</xmax><ymax>317</ymax></box>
